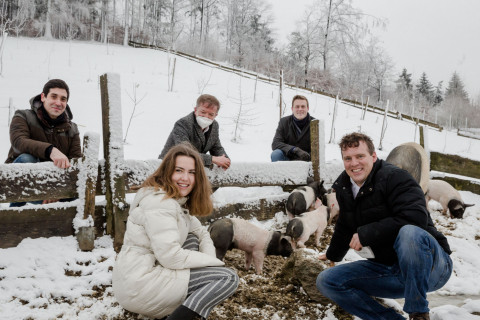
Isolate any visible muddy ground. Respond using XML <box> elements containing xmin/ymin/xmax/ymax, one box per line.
<box><xmin>114</xmin><ymin>225</ymin><xmax>353</xmax><ymax>320</ymax></box>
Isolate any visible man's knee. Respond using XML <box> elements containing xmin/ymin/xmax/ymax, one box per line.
<box><xmin>271</xmin><ymin>149</ymin><xmax>287</xmax><ymax>162</ymax></box>
<box><xmin>316</xmin><ymin>268</ymin><xmax>335</xmax><ymax>295</ymax></box>
<box><xmin>396</xmin><ymin>225</ymin><xmax>426</xmax><ymax>247</ymax></box>
<box><xmin>13</xmin><ymin>153</ymin><xmax>40</xmax><ymax>164</ymax></box>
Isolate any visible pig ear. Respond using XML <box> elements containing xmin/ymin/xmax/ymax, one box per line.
<box><xmin>465</xmin><ymin>203</ymin><xmax>475</xmax><ymax>208</ymax></box>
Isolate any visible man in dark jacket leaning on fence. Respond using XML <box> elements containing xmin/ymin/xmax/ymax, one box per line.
<box><xmin>271</xmin><ymin>95</ymin><xmax>314</xmax><ymax>162</ymax></box>
<box><xmin>316</xmin><ymin>132</ymin><xmax>452</xmax><ymax>320</ymax></box>
<box><xmin>6</xmin><ymin>79</ymin><xmax>82</xmax><ymax>206</ymax></box>
<box><xmin>158</xmin><ymin>94</ymin><xmax>230</xmax><ymax>170</ymax></box>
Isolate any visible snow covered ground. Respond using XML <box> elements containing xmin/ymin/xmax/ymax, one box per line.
<box><xmin>1</xmin><ymin>37</ymin><xmax>480</xmax><ymax>319</ymax></box>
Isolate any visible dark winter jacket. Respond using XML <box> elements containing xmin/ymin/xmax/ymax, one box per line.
<box><xmin>158</xmin><ymin>112</ymin><xmax>228</xmax><ymax>167</ymax></box>
<box><xmin>5</xmin><ymin>94</ymin><xmax>82</xmax><ymax>163</ymax></box>
<box><xmin>327</xmin><ymin>159</ymin><xmax>451</xmax><ymax>265</ymax></box>
<box><xmin>271</xmin><ymin>114</ymin><xmax>314</xmax><ymax>158</ymax></box>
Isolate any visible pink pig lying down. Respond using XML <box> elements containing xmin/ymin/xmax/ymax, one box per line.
<box><xmin>426</xmin><ymin>179</ymin><xmax>474</xmax><ymax>219</ymax></box>
<box><xmin>286</xmin><ymin>199</ymin><xmax>338</xmax><ymax>249</ymax></box>
<box><xmin>208</xmin><ymin>218</ymin><xmax>293</xmax><ymax>275</ymax></box>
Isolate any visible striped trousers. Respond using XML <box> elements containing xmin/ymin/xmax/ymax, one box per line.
<box><xmin>181</xmin><ymin>233</ymin><xmax>239</xmax><ymax>319</ymax></box>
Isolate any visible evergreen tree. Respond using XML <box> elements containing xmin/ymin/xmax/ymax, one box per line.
<box><xmin>432</xmin><ymin>81</ymin><xmax>443</xmax><ymax>106</ymax></box>
<box><xmin>415</xmin><ymin>72</ymin><xmax>433</xmax><ymax>103</ymax></box>
<box><xmin>395</xmin><ymin>68</ymin><xmax>413</xmax><ymax>98</ymax></box>
<box><xmin>445</xmin><ymin>71</ymin><xmax>469</xmax><ymax>104</ymax></box>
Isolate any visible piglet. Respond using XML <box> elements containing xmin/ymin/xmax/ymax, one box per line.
<box><xmin>208</xmin><ymin>218</ymin><xmax>293</xmax><ymax>275</ymax></box>
<box><xmin>286</xmin><ymin>199</ymin><xmax>331</xmax><ymax>249</ymax></box>
<box><xmin>426</xmin><ymin>179</ymin><xmax>474</xmax><ymax>219</ymax></box>
<box><xmin>286</xmin><ymin>179</ymin><xmax>327</xmax><ymax>219</ymax></box>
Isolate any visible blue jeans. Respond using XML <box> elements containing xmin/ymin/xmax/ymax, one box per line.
<box><xmin>271</xmin><ymin>149</ymin><xmax>289</xmax><ymax>162</ymax></box>
<box><xmin>10</xmin><ymin>153</ymin><xmax>43</xmax><ymax>207</ymax></box>
<box><xmin>316</xmin><ymin>225</ymin><xmax>453</xmax><ymax>319</ymax></box>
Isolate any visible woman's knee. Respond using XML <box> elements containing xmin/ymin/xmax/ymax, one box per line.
<box><xmin>225</xmin><ymin>268</ymin><xmax>239</xmax><ymax>289</ymax></box>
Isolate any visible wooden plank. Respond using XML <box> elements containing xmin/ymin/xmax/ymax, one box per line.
<box><xmin>0</xmin><ymin>161</ymin><xmax>79</xmax><ymax>203</ymax></box>
<box><xmin>430</xmin><ymin>151</ymin><xmax>480</xmax><ymax>180</ymax></box>
<box><xmin>200</xmin><ymin>198</ymin><xmax>287</xmax><ymax>224</ymax></box>
<box><xmin>0</xmin><ymin>207</ymin><xmax>77</xmax><ymax>248</ymax></box>
<box><xmin>431</xmin><ymin>176</ymin><xmax>480</xmax><ymax>195</ymax></box>
<box><xmin>0</xmin><ymin>205</ymin><xmax>107</xmax><ymax>249</ymax></box>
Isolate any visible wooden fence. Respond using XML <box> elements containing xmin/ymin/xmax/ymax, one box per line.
<box><xmin>128</xmin><ymin>40</ymin><xmax>443</xmax><ymax>132</ymax></box>
<box><xmin>0</xmin><ymin>73</ymin><xmax>321</xmax><ymax>252</ymax></box>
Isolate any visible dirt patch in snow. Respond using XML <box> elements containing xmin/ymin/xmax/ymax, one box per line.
<box><xmin>111</xmin><ymin>226</ymin><xmax>353</xmax><ymax>320</ymax></box>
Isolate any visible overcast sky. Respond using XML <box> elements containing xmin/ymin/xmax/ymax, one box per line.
<box><xmin>265</xmin><ymin>0</ymin><xmax>480</xmax><ymax>98</ymax></box>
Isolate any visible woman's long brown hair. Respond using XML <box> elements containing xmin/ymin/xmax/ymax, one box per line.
<box><xmin>138</xmin><ymin>142</ymin><xmax>213</xmax><ymax>217</ymax></box>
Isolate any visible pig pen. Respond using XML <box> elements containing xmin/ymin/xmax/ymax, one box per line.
<box><xmin>108</xmin><ymin>224</ymin><xmax>353</xmax><ymax>320</ymax></box>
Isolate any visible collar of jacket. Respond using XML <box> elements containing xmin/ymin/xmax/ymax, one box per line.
<box><xmin>333</xmin><ymin>159</ymin><xmax>384</xmax><ymax>198</ymax></box>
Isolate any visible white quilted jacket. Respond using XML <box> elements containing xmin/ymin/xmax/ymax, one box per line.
<box><xmin>112</xmin><ymin>187</ymin><xmax>223</xmax><ymax>318</ymax></box>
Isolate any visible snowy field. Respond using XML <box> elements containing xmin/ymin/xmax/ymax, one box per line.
<box><xmin>1</xmin><ymin>37</ymin><xmax>480</xmax><ymax>319</ymax></box>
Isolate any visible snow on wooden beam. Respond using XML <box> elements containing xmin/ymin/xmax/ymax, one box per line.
<box><xmin>0</xmin><ymin>161</ymin><xmax>79</xmax><ymax>203</ymax></box>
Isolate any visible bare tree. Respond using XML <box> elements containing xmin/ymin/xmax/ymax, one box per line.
<box><xmin>311</xmin><ymin>0</ymin><xmax>383</xmax><ymax>71</ymax></box>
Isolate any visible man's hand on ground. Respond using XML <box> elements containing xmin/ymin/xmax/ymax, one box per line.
<box><xmin>50</xmin><ymin>147</ymin><xmax>71</xmax><ymax>168</ymax></box>
<box><xmin>318</xmin><ymin>253</ymin><xmax>335</xmax><ymax>267</ymax></box>
<box><xmin>212</xmin><ymin>155</ymin><xmax>231</xmax><ymax>170</ymax></box>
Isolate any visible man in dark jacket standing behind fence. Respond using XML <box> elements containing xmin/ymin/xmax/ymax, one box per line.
<box><xmin>316</xmin><ymin>132</ymin><xmax>452</xmax><ymax>320</ymax></box>
<box><xmin>271</xmin><ymin>95</ymin><xmax>314</xmax><ymax>162</ymax></box>
<box><xmin>6</xmin><ymin>79</ymin><xmax>82</xmax><ymax>206</ymax></box>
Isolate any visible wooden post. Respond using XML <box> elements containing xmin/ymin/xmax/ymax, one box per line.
<box><xmin>310</xmin><ymin>119</ymin><xmax>320</xmax><ymax>181</ymax></box>
<box><xmin>318</xmin><ymin>119</ymin><xmax>326</xmax><ymax>181</ymax></box>
<box><xmin>419</xmin><ymin>125</ymin><xmax>425</xmax><ymax>148</ymax></box>
<box><xmin>170</xmin><ymin>57</ymin><xmax>176</xmax><ymax>92</ymax></box>
<box><xmin>361</xmin><ymin>96</ymin><xmax>369</xmax><ymax>120</ymax></box>
<box><xmin>8</xmin><ymin>97</ymin><xmax>13</xmax><ymax>126</ymax></box>
<box><xmin>253</xmin><ymin>74</ymin><xmax>258</xmax><ymax>102</ymax></box>
<box><xmin>279</xmin><ymin>69</ymin><xmax>283</xmax><ymax>119</ymax></box>
<box><xmin>100</xmin><ymin>73</ymin><xmax>129</xmax><ymax>252</ymax></box>
<box><xmin>378</xmin><ymin>100</ymin><xmax>389</xmax><ymax>151</ymax></box>
<box><xmin>329</xmin><ymin>96</ymin><xmax>338</xmax><ymax>143</ymax></box>
<box><xmin>75</xmin><ymin>132</ymin><xmax>100</xmax><ymax>251</ymax></box>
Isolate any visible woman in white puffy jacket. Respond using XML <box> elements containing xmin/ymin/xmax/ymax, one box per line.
<box><xmin>112</xmin><ymin>143</ymin><xmax>239</xmax><ymax>320</ymax></box>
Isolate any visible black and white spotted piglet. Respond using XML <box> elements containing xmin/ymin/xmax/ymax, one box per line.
<box><xmin>286</xmin><ymin>179</ymin><xmax>327</xmax><ymax>219</ymax></box>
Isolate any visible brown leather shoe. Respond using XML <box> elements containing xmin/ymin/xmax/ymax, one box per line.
<box><xmin>409</xmin><ymin>312</ymin><xmax>430</xmax><ymax>320</ymax></box>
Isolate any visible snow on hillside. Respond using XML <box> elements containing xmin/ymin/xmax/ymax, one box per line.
<box><xmin>1</xmin><ymin>38</ymin><xmax>480</xmax><ymax>320</ymax></box>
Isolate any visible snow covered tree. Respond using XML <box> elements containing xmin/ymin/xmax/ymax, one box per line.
<box><xmin>445</xmin><ymin>71</ymin><xmax>469</xmax><ymax>104</ymax></box>
<box><xmin>432</xmin><ymin>81</ymin><xmax>443</xmax><ymax>107</ymax></box>
<box><xmin>438</xmin><ymin>72</ymin><xmax>471</xmax><ymax>128</ymax></box>
<box><xmin>415</xmin><ymin>72</ymin><xmax>433</xmax><ymax>103</ymax></box>
<box><xmin>310</xmin><ymin>0</ymin><xmax>382</xmax><ymax>71</ymax></box>
<box><xmin>395</xmin><ymin>68</ymin><xmax>413</xmax><ymax>98</ymax></box>
<box><xmin>286</xmin><ymin>11</ymin><xmax>321</xmax><ymax>87</ymax></box>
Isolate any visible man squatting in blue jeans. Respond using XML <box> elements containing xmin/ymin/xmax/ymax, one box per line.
<box><xmin>316</xmin><ymin>132</ymin><xmax>452</xmax><ymax>320</ymax></box>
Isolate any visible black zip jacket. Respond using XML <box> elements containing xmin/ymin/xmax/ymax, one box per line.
<box><xmin>327</xmin><ymin>159</ymin><xmax>451</xmax><ymax>265</ymax></box>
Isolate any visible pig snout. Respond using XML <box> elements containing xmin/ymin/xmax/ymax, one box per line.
<box><xmin>266</xmin><ymin>231</ymin><xmax>293</xmax><ymax>258</ymax></box>
<box><xmin>448</xmin><ymin>199</ymin><xmax>474</xmax><ymax>219</ymax></box>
